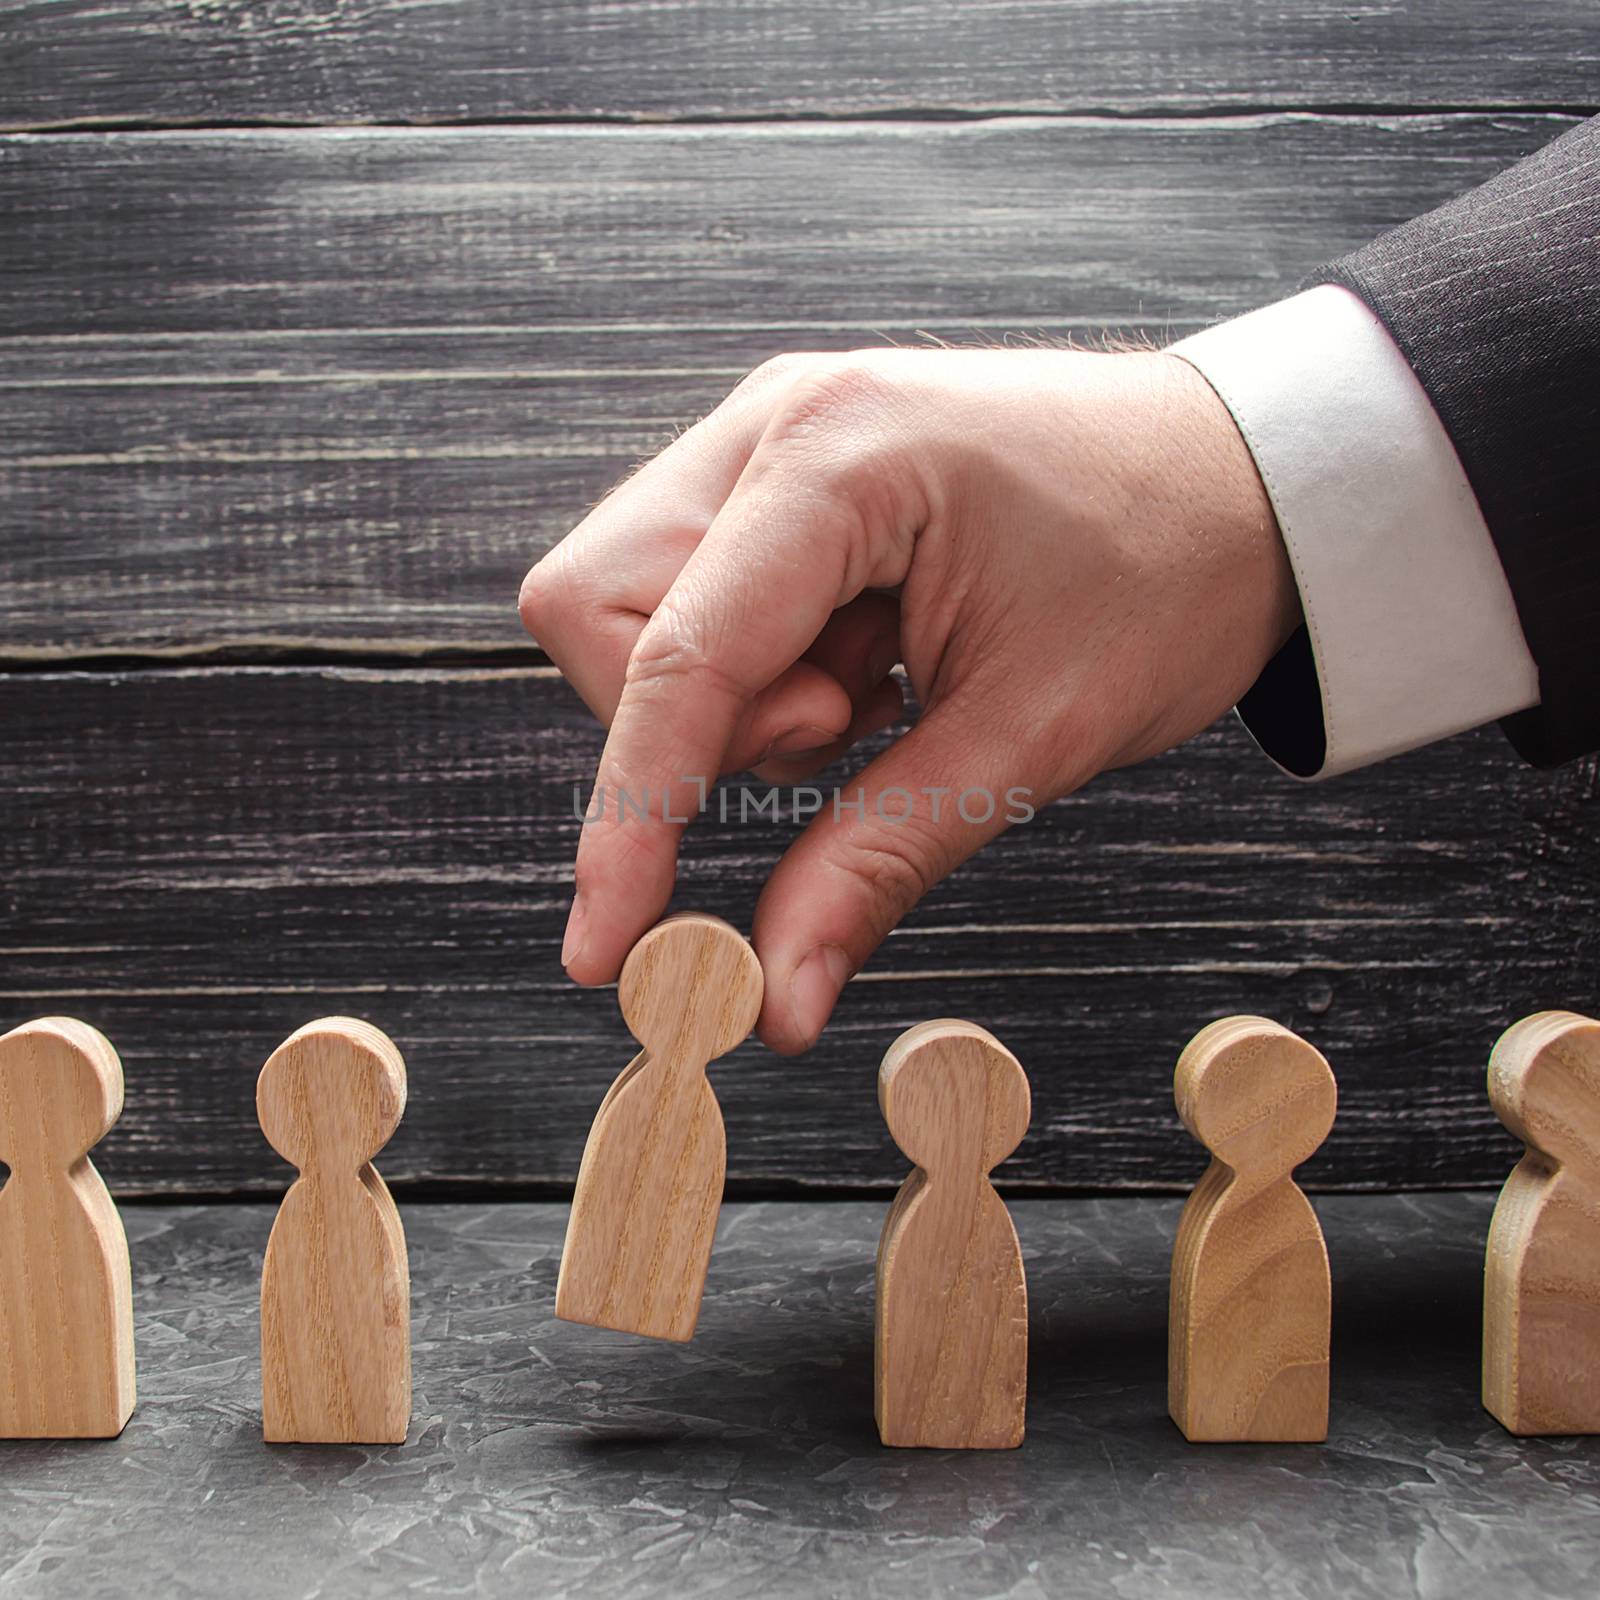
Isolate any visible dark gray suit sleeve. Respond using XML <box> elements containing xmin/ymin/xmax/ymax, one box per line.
<box><xmin>1316</xmin><ymin>115</ymin><xmax>1600</xmax><ymax>767</ymax></box>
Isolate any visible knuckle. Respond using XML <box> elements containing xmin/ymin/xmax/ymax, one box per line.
<box><xmin>739</xmin><ymin>351</ymin><xmax>813</xmax><ymax>395</ymax></box>
<box><xmin>521</xmin><ymin>531</ymin><xmax>608</xmax><ymax>630</ymax></box>
<box><xmin>764</xmin><ymin>353</ymin><xmax>921</xmax><ymax>526</ymax></box>
<box><xmin>772</xmin><ymin>352</ymin><xmax>895</xmax><ymax>435</ymax></box>
<box><xmin>624</xmin><ymin>600</ymin><xmax>745</xmax><ymax>704</ymax></box>
<box><xmin>520</xmin><ymin>542</ymin><xmax>603</xmax><ymax>642</ymax></box>
<box><xmin>830</xmin><ymin>826</ymin><xmax>938</xmax><ymax>923</ymax></box>
<box><xmin>517</xmin><ymin>555</ymin><xmax>566</xmax><ymax>635</ymax></box>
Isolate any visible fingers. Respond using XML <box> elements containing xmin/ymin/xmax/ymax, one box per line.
<box><xmin>525</xmin><ymin>563</ymin><xmax>856</xmax><ymax>772</ymax></box>
<box><xmin>749</xmin><ymin>694</ymin><xmax>1033</xmax><ymax>1055</ymax></box>
<box><xmin>519</xmin><ymin>352</ymin><xmax>830</xmax><ymax>722</ymax></box>
<box><xmin>749</xmin><ymin>593</ymin><xmax>904</xmax><ymax>782</ymax></box>
<box><xmin>753</xmin><ymin>674</ymin><xmax>906</xmax><ymax>785</ymax></box>
<box><xmin>524</xmin><ymin>359</ymin><xmax>898</xmax><ymax>773</ymax></box>
<box><xmin>562</xmin><ymin>378</ymin><xmax>922</xmax><ymax>984</ymax></box>
<box><xmin>724</xmin><ymin>660</ymin><xmax>857</xmax><ymax>774</ymax></box>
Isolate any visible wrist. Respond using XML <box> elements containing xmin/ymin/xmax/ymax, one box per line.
<box><xmin>1161</xmin><ymin>349</ymin><xmax>1303</xmax><ymax>673</ymax></box>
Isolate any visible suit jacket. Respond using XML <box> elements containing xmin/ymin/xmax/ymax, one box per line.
<box><xmin>1318</xmin><ymin>115</ymin><xmax>1600</xmax><ymax>767</ymax></box>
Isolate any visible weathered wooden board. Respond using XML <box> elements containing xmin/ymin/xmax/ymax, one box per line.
<box><xmin>3</xmin><ymin>1</ymin><xmax>1596</xmax><ymax>130</ymax></box>
<box><xmin>0</xmin><ymin>114</ymin><xmax>1573</xmax><ymax>655</ymax></box>
<box><xmin>6</xmin><ymin>117</ymin><xmax>1572</xmax><ymax>338</ymax></box>
<box><xmin>0</xmin><ymin>667</ymin><xmax>1592</xmax><ymax>1196</ymax></box>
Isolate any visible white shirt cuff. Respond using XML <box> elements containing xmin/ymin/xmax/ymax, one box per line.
<box><xmin>1169</xmin><ymin>285</ymin><xmax>1540</xmax><ymax>780</ymax></box>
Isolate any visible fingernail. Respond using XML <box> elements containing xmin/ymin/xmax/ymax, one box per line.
<box><xmin>789</xmin><ymin>944</ymin><xmax>852</xmax><ymax>1044</ymax></box>
<box><xmin>561</xmin><ymin>893</ymin><xmax>588</xmax><ymax>970</ymax></box>
<box><xmin>763</xmin><ymin>723</ymin><xmax>836</xmax><ymax>762</ymax></box>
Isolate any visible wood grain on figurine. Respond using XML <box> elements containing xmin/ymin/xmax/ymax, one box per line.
<box><xmin>1483</xmin><ymin>1009</ymin><xmax>1600</xmax><ymax>1436</ymax></box>
<box><xmin>0</xmin><ymin>1017</ymin><xmax>136</xmax><ymax>1438</ymax></box>
<box><xmin>1169</xmin><ymin>1016</ymin><xmax>1336</xmax><ymax>1443</ymax></box>
<box><xmin>259</xmin><ymin>1018</ymin><xmax>411</xmax><ymax>1445</ymax></box>
<box><xmin>875</xmin><ymin>1019</ymin><xmax>1030</xmax><ymax>1449</ymax></box>
<box><xmin>556</xmin><ymin>913</ymin><xmax>763</xmax><ymax>1343</ymax></box>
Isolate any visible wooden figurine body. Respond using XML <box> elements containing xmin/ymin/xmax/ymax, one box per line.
<box><xmin>556</xmin><ymin>913</ymin><xmax>763</xmax><ymax>1342</ymax></box>
<box><xmin>1483</xmin><ymin>1009</ymin><xmax>1600</xmax><ymax>1435</ymax></box>
<box><xmin>0</xmin><ymin>1017</ymin><xmax>135</xmax><ymax>1438</ymax></box>
<box><xmin>1169</xmin><ymin>1016</ymin><xmax>1336</xmax><ymax>1443</ymax></box>
<box><xmin>875</xmin><ymin>1019</ymin><xmax>1030</xmax><ymax>1449</ymax></box>
<box><xmin>259</xmin><ymin>1017</ymin><xmax>411</xmax><ymax>1444</ymax></box>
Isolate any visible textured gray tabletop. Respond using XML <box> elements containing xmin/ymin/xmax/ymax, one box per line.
<box><xmin>1</xmin><ymin>1195</ymin><xmax>1596</xmax><ymax>1599</ymax></box>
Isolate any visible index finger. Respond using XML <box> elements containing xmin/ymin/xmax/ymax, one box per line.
<box><xmin>562</xmin><ymin>379</ymin><xmax>917</xmax><ymax>981</ymax></box>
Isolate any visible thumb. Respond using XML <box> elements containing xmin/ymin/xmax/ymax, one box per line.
<box><xmin>750</xmin><ymin>698</ymin><xmax>1038</xmax><ymax>1054</ymax></box>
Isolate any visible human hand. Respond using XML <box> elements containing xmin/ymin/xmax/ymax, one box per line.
<box><xmin>521</xmin><ymin>347</ymin><xmax>1300</xmax><ymax>1053</ymax></box>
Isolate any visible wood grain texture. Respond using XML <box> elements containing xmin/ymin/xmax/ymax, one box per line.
<box><xmin>259</xmin><ymin>1017</ymin><xmax>411</xmax><ymax>1444</ymax></box>
<box><xmin>1168</xmin><ymin>1017</ymin><xmax>1335</xmax><ymax>1441</ymax></box>
<box><xmin>875</xmin><ymin>1020</ymin><xmax>1029</xmax><ymax>1449</ymax></box>
<box><xmin>556</xmin><ymin>914</ymin><xmax>763</xmax><ymax>1341</ymax></box>
<box><xmin>0</xmin><ymin>667</ymin><xmax>1593</xmax><ymax>1197</ymax></box>
<box><xmin>2</xmin><ymin>118</ymin><xmax>1567</xmax><ymax>337</ymax></box>
<box><xmin>3</xmin><ymin>1</ymin><xmax>1596</xmax><ymax>129</ymax></box>
<box><xmin>1483</xmin><ymin>1010</ymin><xmax>1600</xmax><ymax>1435</ymax></box>
<box><xmin>0</xmin><ymin>1017</ymin><xmax>135</xmax><ymax>1437</ymax></box>
<box><xmin>0</xmin><ymin>115</ymin><xmax>1575</xmax><ymax>655</ymax></box>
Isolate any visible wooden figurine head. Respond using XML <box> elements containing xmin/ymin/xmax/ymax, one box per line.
<box><xmin>618</xmin><ymin>912</ymin><xmax>763</xmax><ymax>1065</ymax></box>
<box><xmin>257</xmin><ymin>1017</ymin><xmax>407</xmax><ymax>1175</ymax></box>
<box><xmin>1489</xmin><ymin>1010</ymin><xmax>1600</xmax><ymax>1172</ymax></box>
<box><xmin>0</xmin><ymin>1017</ymin><xmax>123</xmax><ymax>1171</ymax></box>
<box><xmin>1175</xmin><ymin>1016</ymin><xmax>1336</xmax><ymax>1182</ymax></box>
<box><xmin>879</xmin><ymin>1019</ymin><xmax>1030</xmax><ymax>1181</ymax></box>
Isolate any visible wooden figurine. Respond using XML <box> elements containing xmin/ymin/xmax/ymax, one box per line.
<box><xmin>1483</xmin><ymin>1009</ymin><xmax>1600</xmax><ymax>1435</ymax></box>
<box><xmin>0</xmin><ymin>1017</ymin><xmax>135</xmax><ymax>1438</ymax></box>
<box><xmin>258</xmin><ymin>1017</ymin><xmax>411</xmax><ymax>1444</ymax></box>
<box><xmin>1168</xmin><ymin>1015</ymin><xmax>1336</xmax><ymax>1443</ymax></box>
<box><xmin>875</xmin><ymin>1019</ymin><xmax>1030</xmax><ymax>1449</ymax></box>
<box><xmin>556</xmin><ymin>912</ymin><xmax>763</xmax><ymax>1342</ymax></box>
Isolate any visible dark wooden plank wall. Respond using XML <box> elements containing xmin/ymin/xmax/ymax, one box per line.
<box><xmin>0</xmin><ymin>116</ymin><xmax>1577</xmax><ymax>655</ymax></box>
<box><xmin>4</xmin><ymin>671</ymin><xmax>1595</xmax><ymax>1195</ymax></box>
<box><xmin>3</xmin><ymin>1</ymin><xmax>1597</xmax><ymax>126</ymax></box>
<box><xmin>1</xmin><ymin>3</ymin><xmax>1595</xmax><ymax>1194</ymax></box>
